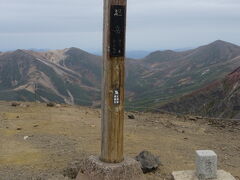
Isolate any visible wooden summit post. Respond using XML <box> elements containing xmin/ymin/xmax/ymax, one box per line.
<box><xmin>77</xmin><ymin>1</ymin><xmax>144</xmax><ymax>179</ymax></box>
<box><xmin>76</xmin><ymin>0</ymin><xmax>145</xmax><ymax>180</ymax></box>
<box><xmin>101</xmin><ymin>0</ymin><xmax>127</xmax><ymax>163</ymax></box>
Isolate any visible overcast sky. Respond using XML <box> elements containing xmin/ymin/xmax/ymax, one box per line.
<box><xmin>0</xmin><ymin>0</ymin><xmax>240</xmax><ymax>52</ymax></box>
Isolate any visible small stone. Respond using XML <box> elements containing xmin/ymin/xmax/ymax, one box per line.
<box><xmin>220</xmin><ymin>125</ymin><xmax>226</xmax><ymax>128</ymax></box>
<box><xmin>20</xmin><ymin>104</ymin><xmax>27</xmax><ymax>108</ymax></box>
<box><xmin>135</xmin><ymin>150</ymin><xmax>161</xmax><ymax>173</ymax></box>
<box><xmin>11</xmin><ymin>102</ymin><xmax>21</xmax><ymax>107</ymax></box>
<box><xmin>16</xmin><ymin>128</ymin><xmax>22</xmax><ymax>130</ymax></box>
<box><xmin>189</xmin><ymin>116</ymin><xmax>197</xmax><ymax>121</ymax></box>
<box><xmin>47</xmin><ymin>102</ymin><xmax>55</xmax><ymax>107</ymax></box>
<box><xmin>128</xmin><ymin>114</ymin><xmax>135</xmax><ymax>119</ymax></box>
<box><xmin>56</xmin><ymin>104</ymin><xmax>61</xmax><ymax>108</ymax></box>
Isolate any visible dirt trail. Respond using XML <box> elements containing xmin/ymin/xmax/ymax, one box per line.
<box><xmin>0</xmin><ymin>101</ymin><xmax>239</xmax><ymax>180</ymax></box>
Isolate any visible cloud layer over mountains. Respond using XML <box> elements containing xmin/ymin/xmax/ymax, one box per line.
<box><xmin>0</xmin><ymin>0</ymin><xmax>240</xmax><ymax>51</ymax></box>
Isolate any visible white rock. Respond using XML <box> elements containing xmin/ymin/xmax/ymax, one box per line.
<box><xmin>196</xmin><ymin>150</ymin><xmax>217</xmax><ymax>179</ymax></box>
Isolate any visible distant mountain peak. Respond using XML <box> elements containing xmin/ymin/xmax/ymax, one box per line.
<box><xmin>207</xmin><ymin>40</ymin><xmax>239</xmax><ymax>48</ymax></box>
<box><xmin>10</xmin><ymin>49</ymin><xmax>34</xmax><ymax>58</ymax></box>
<box><xmin>0</xmin><ymin>40</ymin><xmax>239</xmax><ymax>119</ymax></box>
<box><xmin>67</xmin><ymin>47</ymin><xmax>89</xmax><ymax>53</ymax></box>
<box><xmin>67</xmin><ymin>47</ymin><xmax>80</xmax><ymax>51</ymax></box>
<box><xmin>212</xmin><ymin>39</ymin><xmax>228</xmax><ymax>44</ymax></box>
<box><xmin>65</xmin><ymin>47</ymin><xmax>95</xmax><ymax>57</ymax></box>
<box><xmin>13</xmin><ymin>49</ymin><xmax>26</xmax><ymax>54</ymax></box>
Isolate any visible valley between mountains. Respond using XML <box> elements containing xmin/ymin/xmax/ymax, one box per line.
<box><xmin>0</xmin><ymin>40</ymin><xmax>240</xmax><ymax>118</ymax></box>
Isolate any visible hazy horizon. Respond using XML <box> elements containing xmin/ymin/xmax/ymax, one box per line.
<box><xmin>0</xmin><ymin>39</ymin><xmax>239</xmax><ymax>54</ymax></box>
<box><xmin>1</xmin><ymin>0</ymin><xmax>240</xmax><ymax>51</ymax></box>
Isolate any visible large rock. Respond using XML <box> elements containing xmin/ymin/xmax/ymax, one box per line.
<box><xmin>135</xmin><ymin>151</ymin><xmax>161</xmax><ymax>173</ymax></box>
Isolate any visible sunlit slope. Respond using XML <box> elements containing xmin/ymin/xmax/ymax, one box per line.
<box><xmin>0</xmin><ymin>40</ymin><xmax>240</xmax><ymax>110</ymax></box>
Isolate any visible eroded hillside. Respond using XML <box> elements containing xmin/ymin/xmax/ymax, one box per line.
<box><xmin>161</xmin><ymin>66</ymin><xmax>240</xmax><ymax>118</ymax></box>
<box><xmin>0</xmin><ymin>40</ymin><xmax>240</xmax><ymax>114</ymax></box>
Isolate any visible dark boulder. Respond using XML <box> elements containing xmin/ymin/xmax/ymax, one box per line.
<box><xmin>11</xmin><ymin>102</ymin><xmax>21</xmax><ymax>107</ymax></box>
<box><xmin>128</xmin><ymin>114</ymin><xmax>135</xmax><ymax>119</ymax></box>
<box><xmin>47</xmin><ymin>102</ymin><xmax>55</xmax><ymax>107</ymax></box>
<box><xmin>135</xmin><ymin>151</ymin><xmax>161</xmax><ymax>173</ymax></box>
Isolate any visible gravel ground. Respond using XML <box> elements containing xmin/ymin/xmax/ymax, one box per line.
<box><xmin>0</xmin><ymin>101</ymin><xmax>239</xmax><ymax>180</ymax></box>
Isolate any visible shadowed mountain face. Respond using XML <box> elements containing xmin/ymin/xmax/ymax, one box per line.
<box><xmin>0</xmin><ymin>48</ymin><xmax>101</xmax><ymax>105</ymax></box>
<box><xmin>126</xmin><ymin>40</ymin><xmax>240</xmax><ymax>109</ymax></box>
<box><xmin>160</xmin><ymin>67</ymin><xmax>240</xmax><ymax>119</ymax></box>
<box><xmin>0</xmin><ymin>40</ymin><xmax>240</xmax><ymax>117</ymax></box>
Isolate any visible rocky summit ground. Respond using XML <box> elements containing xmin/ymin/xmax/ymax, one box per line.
<box><xmin>0</xmin><ymin>101</ymin><xmax>239</xmax><ymax>180</ymax></box>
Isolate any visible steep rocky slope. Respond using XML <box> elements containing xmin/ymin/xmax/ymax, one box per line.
<box><xmin>0</xmin><ymin>40</ymin><xmax>240</xmax><ymax>114</ymax></box>
<box><xmin>0</xmin><ymin>48</ymin><xmax>101</xmax><ymax>105</ymax></box>
<box><xmin>160</xmin><ymin>66</ymin><xmax>240</xmax><ymax>118</ymax></box>
<box><xmin>128</xmin><ymin>40</ymin><xmax>240</xmax><ymax>109</ymax></box>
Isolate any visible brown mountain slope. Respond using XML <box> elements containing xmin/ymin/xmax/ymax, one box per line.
<box><xmin>160</xmin><ymin>66</ymin><xmax>240</xmax><ymax>118</ymax></box>
<box><xmin>0</xmin><ymin>49</ymin><xmax>101</xmax><ymax>105</ymax></box>
<box><xmin>0</xmin><ymin>40</ymin><xmax>240</xmax><ymax>114</ymax></box>
<box><xmin>127</xmin><ymin>40</ymin><xmax>240</xmax><ymax>109</ymax></box>
<box><xmin>0</xmin><ymin>47</ymin><xmax>142</xmax><ymax>106</ymax></box>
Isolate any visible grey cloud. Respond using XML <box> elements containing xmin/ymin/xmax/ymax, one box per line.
<box><xmin>0</xmin><ymin>0</ymin><xmax>239</xmax><ymax>51</ymax></box>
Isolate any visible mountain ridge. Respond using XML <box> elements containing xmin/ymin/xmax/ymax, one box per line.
<box><xmin>160</xmin><ymin>65</ymin><xmax>240</xmax><ymax>118</ymax></box>
<box><xmin>0</xmin><ymin>40</ymin><xmax>239</xmax><ymax>118</ymax></box>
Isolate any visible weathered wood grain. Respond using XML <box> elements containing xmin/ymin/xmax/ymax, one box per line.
<box><xmin>101</xmin><ymin>0</ymin><xmax>127</xmax><ymax>163</ymax></box>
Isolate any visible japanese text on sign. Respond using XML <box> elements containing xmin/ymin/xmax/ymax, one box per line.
<box><xmin>110</xmin><ymin>5</ymin><xmax>126</xmax><ymax>57</ymax></box>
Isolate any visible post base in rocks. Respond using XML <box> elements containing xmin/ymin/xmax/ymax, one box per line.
<box><xmin>76</xmin><ymin>155</ymin><xmax>145</xmax><ymax>180</ymax></box>
<box><xmin>172</xmin><ymin>170</ymin><xmax>236</xmax><ymax>180</ymax></box>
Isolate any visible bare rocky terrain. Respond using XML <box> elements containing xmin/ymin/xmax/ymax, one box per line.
<box><xmin>1</xmin><ymin>40</ymin><xmax>240</xmax><ymax>116</ymax></box>
<box><xmin>0</xmin><ymin>101</ymin><xmax>239</xmax><ymax>180</ymax></box>
<box><xmin>161</xmin><ymin>66</ymin><xmax>240</xmax><ymax>118</ymax></box>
